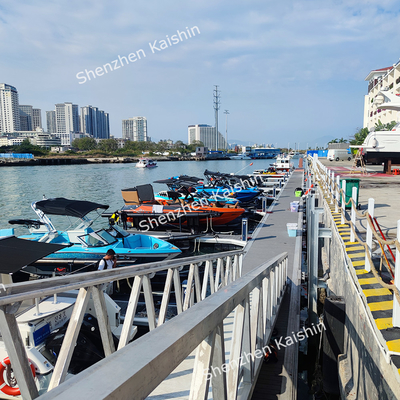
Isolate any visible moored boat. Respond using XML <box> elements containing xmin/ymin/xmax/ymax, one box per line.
<box><xmin>136</xmin><ymin>158</ymin><xmax>157</xmax><ymax>168</ymax></box>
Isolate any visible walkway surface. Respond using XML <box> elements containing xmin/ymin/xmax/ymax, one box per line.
<box><xmin>148</xmin><ymin>169</ymin><xmax>304</xmax><ymax>399</ymax></box>
<box><xmin>245</xmin><ymin>169</ymin><xmax>304</xmax><ymax>400</ymax></box>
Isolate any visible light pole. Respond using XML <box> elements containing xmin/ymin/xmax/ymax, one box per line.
<box><xmin>224</xmin><ymin>110</ymin><xmax>229</xmax><ymax>152</ymax></box>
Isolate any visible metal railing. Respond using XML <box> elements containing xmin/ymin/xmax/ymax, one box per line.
<box><xmin>37</xmin><ymin>252</ymin><xmax>288</xmax><ymax>400</ymax></box>
<box><xmin>0</xmin><ymin>250</ymin><xmax>246</xmax><ymax>399</ymax></box>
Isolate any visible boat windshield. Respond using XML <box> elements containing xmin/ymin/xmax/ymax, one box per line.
<box><xmin>77</xmin><ymin>229</ymin><xmax>117</xmax><ymax>247</ymax></box>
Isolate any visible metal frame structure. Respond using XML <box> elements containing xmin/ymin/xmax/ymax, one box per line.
<box><xmin>0</xmin><ymin>250</ymin><xmax>246</xmax><ymax>399</ymax></box>
<box><xmin>38</xmin><ymin>252</ymin><xmax>288</xmax><ymax>400</ymax></box>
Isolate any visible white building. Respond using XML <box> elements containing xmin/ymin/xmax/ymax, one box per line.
<box><xmin>55</xmin><ymin>102</ymin><xmax>80</xmax><ymax>134</ymax></box>
<box><xmin>0</xmin><ymin>83</ymin><xmax>20</xmax><ymax>133</ymax></box>
<box><xmin>188</xmin><ymin>124</ymin><xmax>226</xmax><ymax>150</ymax></box>
<box><xmin>122</xmin><ymin>117</ymin><xmax>149</xmax><ymax>141</ymax></box>
<box><xmin>364</xmin><ymin>63</ymin><xmax>400</xmax><ymax>130</ymax></box>
<box><xmin>54</xmin><ymin>132</ymin><xmax>87</xmax><ymax>147</ymax></box>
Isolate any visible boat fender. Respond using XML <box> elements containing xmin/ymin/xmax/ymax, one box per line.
<box><xmin>0</xmin><ymin>357</ymin><xmax>36</xmax><ymax>396</ymax></box>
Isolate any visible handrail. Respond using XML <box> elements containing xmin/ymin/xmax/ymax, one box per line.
<box><xmin>38</xmin><ymin>252</ymin><xmax>288</xmax><ymax>400</ymax></box>
<box><xmin>0</xmin><ymin>249</ymin><xmax>246</xmax><ymax>399</ymax></box>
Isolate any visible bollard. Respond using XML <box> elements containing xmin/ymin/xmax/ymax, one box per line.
<box><xmin>35</xmin><ymin>298</ymin><xmax>41</xmax><ymax>316</ymax></box>
<box><xmin>279</xmin><ymin>180</ymin><xmax>282</xmax><ymax>188</ymax></box>
<box><xmin>350</xmin><ymin>187</ymin><xmax>357</xmax><ymax>243</ymax></box>
<box><xmin>273</xmin><ymin>186</ymin><xmax>276</xmax><ymax>198</ymax></box>
<box><xmin>262</xmin><ymin>197</ymin><xmax>267</xmax><ymax>213</ymax></box>
<box><xmin>393</xmin><ymin>220</ymin><xmax>400</xmax><ymax>327</ymax></box>
<box><xmin>341</xmin><ymin>180</ymin><xmax>346</xmax><ymax>225</ymax></box>
<box><xmin>241</xmin><ymin>218</ymin><xmax>248</xmax><ymax>241</ymax></box>
<box><xmin>365</xmin><ymin>198</ymin><xmax>375</xmax><ymax>272</ymax></box>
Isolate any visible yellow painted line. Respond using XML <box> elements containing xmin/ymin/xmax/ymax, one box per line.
<box><xmin>358</xmin><ymin>277</ymin><xmax>379</xmax><ymax>285</ymax></box>
<box><xmin>368</xmin><ymin>301</ymin><xmax>393</xmax><ymax>311</ymax></box>
<box><xmin>352</xmin><ymin>260</ymin><xmax>365</xmax><ymax>267</ymax></box>
<box><xmin>346</xmin><ymin>246</ymin><xmax>364</xmax><ymax>252</ymax></box>
<box><xmin>337</xmin><ymin>224</ymin><xmax>349</xmax><ymax>228</ymax></box>
<box><xmin>355</xmin><ymin>269</ymin><xmax>368</xmax><ymax>275</ymax></box>
<box><xmin>346</xmin><ymin>242</ymin><xmax>359</xmax><ymax>246</ymax></box>
<box><xmin>363</xmin><ymin>288</ymin><xmax>392</xmax><ymax>297</ymax></box>
<box><xmin>348</xmin><ymin>252</ymin><xmax>365</xmax><ymax>259</ymax></box>
<box><xmin>375</xmin><ymin>318</ymin><xmax>393</xmax><ymax>330</ymax></box>
<box><xmin>340</xmin><ymin>232</ymin><xmax>350</xmax><ymax>236</ymax></box>
<box><xmin>387</xmin><ymin>339</ymin><xmax>400</xmax><ymax>352</ymax></box>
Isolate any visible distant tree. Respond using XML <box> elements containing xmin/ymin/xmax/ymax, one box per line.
<box><xmin>350</xmin><ymin>127</ymin><xmax>369</xmax><ymax>146</ymax></box>
<box><xmin>98</xmin><ymin>139</ymin><xmax>118</xmax><ymax>152</ymax></box>
<box><xmin>11</xmin><ymin>138</ymin><xmax>48</xmax><ymax>156</ymax></box>
<box><xmin>328</xmin><ymin>137</ymin><xmax>348</xmax><ymax>144</ymax></box>
<box><xmin>72</xmin><ymin>137</ymin><xmax>97</xmax><ymax>151</ymax></box>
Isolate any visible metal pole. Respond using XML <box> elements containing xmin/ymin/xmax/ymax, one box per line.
<box><xmin>350</xmin><ymin>187</ymin><xmax>357</xmax><ymax>243</ymax></box>
<box><xmin>224</xmin><ymin>110</ymin><xmax>229</xmax><ymax>152</ymax></box>
<box><xmin>241</xmin><ymin>218</ymin><xmax>248</xmax><ymax>241</ymax></box>
<box><xmin>341</xmin><ymin>180</ymin><xmax>346</xmax><ymax>225</ymax></box>
<box><xmin>365</xmin><ymin>198</ymin><xmax>375</xmax><ymax>272</ymax></box>
<box><xmin>393</xmin><ymin>220</ymin><xmax>400</xmax><ymax>327</ymax></box>
<box><xmin>335</xmin><ymin>176</ymin><xmax>340</xmax><ymax>213</ymax></box>
<box><xmin>262</xmin><ymin>197</ymin><xmax>267</xmax><ymax>213</ymax></box>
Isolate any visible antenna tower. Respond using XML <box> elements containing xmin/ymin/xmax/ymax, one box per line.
<box><xmin>213</xmin><ymin>85</ymin><xmax>221</xmax><ymax>150</ymax></box>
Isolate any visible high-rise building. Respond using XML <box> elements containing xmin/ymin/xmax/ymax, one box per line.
<box><xmin>188</xmin><ymin>124</ymin><xmax>226</xmax><ymax>150</ymax></box>
<box><xmin>81</xmin><ymin>105</ymin><xmax>110</xmax><ymax>139</ymax></box>
<box><xmin>46</xmin><ymin>110</ymin><xmax>56</xmax><ymax>133</ymax></box>
<box><xmin>0</xmin><ymin>83</ymin><xmax>20</xmax><ymax>133</ymax></box>
<box><xmin>55</xmin><ymin>102</ymin><xmax>79</xmax><ymax>134</ymax></box>
<box><xmin>32</xmin><ymin>108</ymin><xmax>42</xmax><ymax>130</ymax></box>
<box><xmin>122</xmin><ymin>117</ymin><xmax>148</xmax><ymax>141</ymax></box>
<box><xmin>19</xmin><ymin>105</ymin><xmax>33</xmax><ymax>131</ymax></box>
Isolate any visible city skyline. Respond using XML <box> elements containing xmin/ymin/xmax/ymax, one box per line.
<box><xmin>2</xmin><ymin>2</ymin><xmax>400</xmax><ymax>147</ymax></box>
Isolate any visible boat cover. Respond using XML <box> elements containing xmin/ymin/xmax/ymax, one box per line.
<box><xmin>0</xmin><ymin>236</ymin><xmax>69</xmax><ymax>273</ymax></box>
<box><xmin>35</xmin><ymin>198</ymin><xmax>109</xmax><ymax>218</ymax></box>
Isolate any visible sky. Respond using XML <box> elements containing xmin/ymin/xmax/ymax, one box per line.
<box><xmin>1</xmin><ymin>0</ymin><xmax>400</xmax><ymax>149</ymax></box>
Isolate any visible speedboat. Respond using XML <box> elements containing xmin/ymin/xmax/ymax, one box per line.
<box><xmin>136</xmin><ymin>158</ymin><xmax>157</xmax><ymax>168</ymax></box>
<box><xmin>118</xmin><ymin>184</ymin><xmax>245</xmax><ymax>232</ymax></box>
<box><xmin>8</xmin><ymin>197</ymin><xmax>181</xmax><ymax>274</ymax></box>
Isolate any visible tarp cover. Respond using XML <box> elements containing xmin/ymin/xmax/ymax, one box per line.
<box><xmin>35</xmin><ymin>198</ymin><xmax>109</xmax><ymax>218</ymax></box>
<box><xmin>0</xmin><ymin>236</ymin><xmax>68</xmax><ymax>273</ymax></box>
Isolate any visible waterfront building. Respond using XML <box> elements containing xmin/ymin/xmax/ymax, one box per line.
<box><xmin>364</xmin><ymin>62</ymin><xmax>400</xmax><ymax>130</ymax></box>
<box><xmin>188</xmin><ymin>124</ymin><xmax>226</xmax><ymax>150</ymax></box>
<box><xmin>53</xmin><ymin>132</ymin><xmax>87</xmax><ymax>147</ymax></box>
<box><xmin>46</xmin><ymin>110</ymin><xmax>56</xmax><ymax>133</ymax></box>
<box><xmin>0</xmin><ymin>83</ymin><xmax>20</xmax><ymax>133</ymax></box>
<box><xmin>122</xmin><ymin>117</ymin><xmax>149</xmax><ymax>141</ymax></box>
<box><xmin>81</xmin><ymin>106</ymin><xmax>110</xmax><ymax>139</ymax></box>
<box><xmin>32</xmin><ymin>108</ymin><xmax>42</xmax><ymax>130</ymax></box>
<box><xmin>19</xmin><ymin>105</ymin><xmax>33</xmax><ymax>131</ymax></box>
<box><xmin>55</xmin><ymin>102</ymin><xmax>80</xmax><ymax>135</ymax></box>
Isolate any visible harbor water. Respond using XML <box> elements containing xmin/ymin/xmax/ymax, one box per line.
<box><xmin>0</xmin><ymin>158</ymin><xmax>298</xmax><ymax>232</ymax></box>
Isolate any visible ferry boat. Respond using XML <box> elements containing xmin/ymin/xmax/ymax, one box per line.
<box><xmin>136</xmin><ymin>158</ymin><xmax>158</xmax><ymax>168</ymax></box>
<box><xmin>229</xmin><ymin>154</ymin><xmax>251</xmax><ymax>160</ymax></box>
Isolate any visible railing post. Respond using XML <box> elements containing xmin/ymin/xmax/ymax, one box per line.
<box><xmin>393</xmin><ymin>220</ymin><xmax>400</xmax><ymax>327</ymax></box>
<box><xmin>350</xmin><ymin>186</ymin><xmax>357</xmax><ymax>243</ymax></box>
<box><xmin>341</xmin><ymin>179</ymin><xmax>346</xmax><ymax>225</ymax></box>
<box><xmin>335</xmin><ymin>176</ymin><xmax>340</xmax><ymax>213</ymax></box>
<box><xmin>241</xmin><ymin>218</ymin><xmax>248</xmax><ymax>242</ymax></box>
<box><xmin>365</xmin><ymin>198</ymin><xmax>375</xmax><ymax>272</ymax></box>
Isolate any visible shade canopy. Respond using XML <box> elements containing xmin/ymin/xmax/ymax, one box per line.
<box><xmin>0</xmin><ymin>236</ymin><xmax>69</xmax><ymax>274</ymax></box>
<box><xmin>35</xmin><ymin>198</ymin><xmax>109</xmax><ymax>218</ymax></box>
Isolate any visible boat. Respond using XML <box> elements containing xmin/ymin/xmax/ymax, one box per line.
<box><xmin>136</xmin><ymin>158</ymin><xmax>157</xmax><ymax>168</ymax></box>
<box><xmin>229</xmin><ymin>154</ymin><xmax>251</xmax><ymax>160</ymax></box>
<box><xmin>271</xmin><ymin>155</ymin><xmax>293</xmax><ymax>172</ymax></box>
<box><xmin>118</xmin><ymin>184</ymin><xmax>245</xmax><ymax>232</ymax></box>
<box><xmin>288</xmin><ymin>151</ymin><xmax>301</xmax><ymax>159</ymax></box>
<box><xmin>8</xmin><ymin>197</ymin><xmax>181</xmax><ymax>275</ymax></box>
<box><xmin>357</xmin><ymin>88</ymin><xmax>400</xmax><ymax>166</ymax></box>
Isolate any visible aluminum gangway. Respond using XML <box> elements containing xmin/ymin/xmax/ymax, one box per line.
<box><xmin>0</xmin><ymin>248</ymin><xmax>288</xmax><ymax>400</ymax></box>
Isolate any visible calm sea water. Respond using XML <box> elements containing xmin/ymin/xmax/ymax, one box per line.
<box><xmin>0</xmin><ymin>158</ymin><xmax>298</xmax><ymax>233</ymax></box>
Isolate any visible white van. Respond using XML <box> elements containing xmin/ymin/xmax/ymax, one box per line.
<box><xmin>327</xmin><ymin>149</ymin><xmax>352</xmax><ymax>161</ymax></box>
